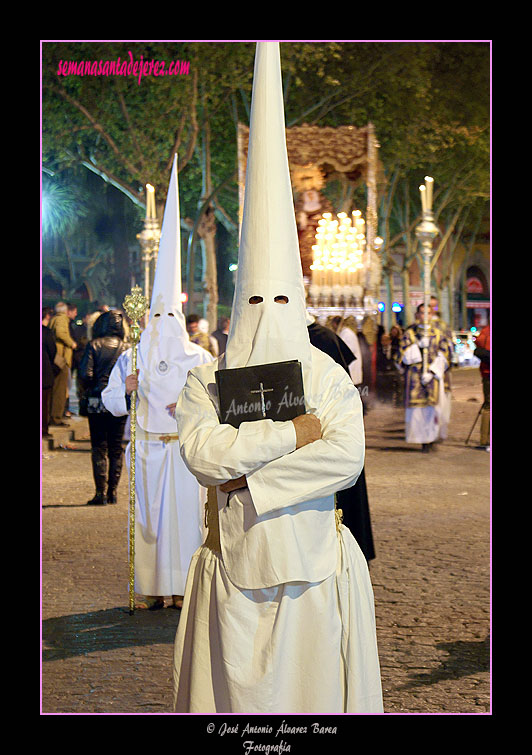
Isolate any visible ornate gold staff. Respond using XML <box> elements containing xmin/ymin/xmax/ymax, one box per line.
<box><xmin>122</xmin><ymin>285</ymin><xmax>149</xmax><ymax>615</ymax></box>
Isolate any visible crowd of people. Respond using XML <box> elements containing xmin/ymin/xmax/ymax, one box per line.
<box><xmin>42</xmin><ymin>296</ymin><xmax>488</xmax><ymax>526</ymax></box>
<box><xmin>42</xmin><ymin>294</ymin><xmax>488</xmax><ymax>536</ymax></box>
<box><xmin>42</xmin><ymin>303</ymin><xmax>230</xmax><ymax>440</ymax></box>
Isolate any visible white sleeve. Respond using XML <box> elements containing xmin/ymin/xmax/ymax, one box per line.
<box><xmin>176</xmin><ymin>370</ymin><xmax>297</xmax><ymax>489</ymax></box>
<box><xmin>101</xmin><ymin>351</ymin><xmax>131</xmax><ymax>417</ymax></box>
<box><xmin>247</xmin><ymin>369</ymin><xmax>365</xmax><ymax>516</ymax></box>
<box><xmin>402</xmin><ymin>343</ymin><xmax>422</xmax><ymax>365</ymax></box>
<box><xmin>429</xmin><ymin>351</ymin><xmax>448</xmax><ymax>380</ymax></box>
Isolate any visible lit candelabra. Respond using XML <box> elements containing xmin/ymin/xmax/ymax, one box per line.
<box><xmin>308</xmin><ymin>209</ymin><xmax>383</xmax><ymax>308</ymax></box>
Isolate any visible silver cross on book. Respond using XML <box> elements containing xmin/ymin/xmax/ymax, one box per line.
<box><xmin>215</xmin><ymin>360</ymin><xmax>306</xmax><ymax>428</ymax></box>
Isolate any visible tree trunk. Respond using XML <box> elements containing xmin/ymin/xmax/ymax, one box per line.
<box><xmin>461</xmin><ymin>267</ymin><xmax>468</xmax><ymax>329</ymax></box>
<box><xmin>402</xmin><ymin>267</ymin><xmax>412</xmax><ymax>327</ymax></box>
<box><xmin>446</xmin><ymin>278</ymin><xmax>454</xmax><ymax>330</ymax></box>
<box><xmin>384</xmin><ymin>269</ymin><xmax>393</xmax><ymax>331</ymax></box>
<box><xmin>197</xmin><ymin>207</ymin><xmax>218</xmax><ymax>330</ymax></box>
<box><xmin>109</xmin><ymin>187</ymin><xmax>133</xmax><ymax>307</ymax></box>
<box><xmin>197</xmin><ymin>109</ymin><xmax>219</xmax><ymax>331</ymax></box>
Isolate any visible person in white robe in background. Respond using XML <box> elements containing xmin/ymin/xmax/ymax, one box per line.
<box><xmin>398</xmin><ymin>303</ymin><xmax>451</xmax><ymax>452</ymax></box>
<box><xmin>430</xmin><ymin>297</ymin><xmax>453</xmax><ymax>441</ymax></box>
<box><xmin>102</xmin><ymin>156</ymin><xmax>213</xmax><ymax>610</ymax></box>
<box><xmin>337</xmin><ymin>317</ymin><xmax>363</xmax><ymax>387</ymax></box>
<box><xmin>172</xmin><ymin>42</ymin><xmax>382</xmax><ymax>714</ymax></box>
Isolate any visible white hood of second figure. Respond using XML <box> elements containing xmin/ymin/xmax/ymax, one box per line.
<box><xmin>224</xmin><ymin>42</ymin><xmax>312</xmax><ymax>400</ymax></box>
<box><xmin>136</xmin><ymin>154</ymin><xmax>212</xmax><ymax>434</ymax></box>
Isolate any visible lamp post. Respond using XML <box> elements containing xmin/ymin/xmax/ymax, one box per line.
<box><xmin>415</xmin><ymin>176</ymin><xmax>439</xmax><ymax>373</ymax></box>
<box><xmin>136</xmin><ymin>183</ymin><xmax>161</xmax><ymax>310</ymax></box>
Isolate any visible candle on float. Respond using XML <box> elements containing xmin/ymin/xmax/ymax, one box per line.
<box><xmin>424</xmin><ymin>176</ymin><xmax>434</xmax><ymax>211</ymax></box>
<box><xmin>419</xmin><ymin>184</ymin><xmax>427</xmax><ymax>214</ymax></box>
<box><xmin>146</xmin><ymin>184</ymin><xmax>155</xmax><ymax>219</ymax></box>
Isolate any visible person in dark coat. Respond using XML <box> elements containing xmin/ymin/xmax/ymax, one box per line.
<box><xmin>68</xmin><ymin>308</ymin><xmax>89</xmax><ymax>414</ymax></box>
<box><xmin>211</xmin><ymin>316</ymin><xmax>230</xmax><ymax>357</ymax></box>
<box><xmin>42</xmin><ymin>307</ymin><xmax>57</xmax><ymax>438</ymax></box>
<box><xmin>307</xmin><ymin>316</ymin><xmax>376</xmax><ymax>563</ymax></box>
<box><xmin>78</xmin><ymin>310</ymin><xmax>128</xmax><ymax>505</ymax></box>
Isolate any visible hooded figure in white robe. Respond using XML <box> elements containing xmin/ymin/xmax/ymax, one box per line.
<box><xmin>172</xmin><ymin>42</ymin><xmax>382</xmax><ymax>713</ymax></box>
<box><xmin>102</xmin><ymin>156</ymin><xmax>213</xmax><ymax>606</ymax></box>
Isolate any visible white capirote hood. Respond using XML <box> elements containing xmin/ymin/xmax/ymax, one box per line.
<box><xmin>224</xmin><ymin>42</ymin><xmax>312</xmax><ymax>397</ymax></box>
<box><xmin>136</xmin><ymin>154</ymin><xmax>213</xmax><ymax>433</ymax></box>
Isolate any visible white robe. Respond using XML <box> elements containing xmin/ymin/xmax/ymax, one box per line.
<box><xmin>102</xmin><ymin>348</ymin><xmax>210</xmax><ymax>596</ymax></box>
<box><xmin>436</xmin><ymin>380</ymin><xmax>452</xmax><ymax>440</ymax></box>
<box><xmin>338</xmin><ymin>326</ymin><xmax>363</xmax><ymax>386</ymax></box>
<box><xmin>173</xmin><ymin>346</ymin><xmax>383</xmax><ymax>713</ymax></box>
<box><xmin>402</xmin><ymin>344</ymin><xmax>448</xmax><ymax>445</ymax></box>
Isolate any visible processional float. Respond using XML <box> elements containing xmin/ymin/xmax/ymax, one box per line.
<box><xmin>238</xmin><ymin>121</ymin><xmax>383</xmax><ymax>328</ymax></box>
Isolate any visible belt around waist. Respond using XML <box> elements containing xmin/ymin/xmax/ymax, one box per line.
<box><xmin>135</xmin><ymin>427</ymin><xmax>179</xmax><ymax>443</ymax></box>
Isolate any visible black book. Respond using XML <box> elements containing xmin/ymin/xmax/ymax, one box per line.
<box><xmin>215</xmin><ymin>360</ymin><xmax>306</xmax><ymax>428</ymax></box>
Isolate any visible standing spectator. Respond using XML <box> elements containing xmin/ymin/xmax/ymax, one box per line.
<box><xmin>333</xmin><ymin>316</ymin><xmax>363</xmax><ymax>387</ymax></box>
<box><xmin>86</xmin><ymin>304</ymin><xmax>110</xmax><ymax>340</ymax></box>
<box><xmin>330</xmin><ymin>315</ymin><xmax>368</xmax><ymax>410</ymax></box>
<box><xmin>69</xmin><ymin>307</ymin><xmax>89</xmax><ymax>415</ymax></box>
<box><xmin>376</xmin><ymin>325</ymin><xmax>404</xmax><ymax>406</ymax></box>
<box><xmin>211</xmin><ymin>316</ymin><xmax>230</xmax><ymax>357</ymax></box>
<box><xmin>376</xmin><ymin>327</ymin><xmax>394</xmax><ymax>404</ymax></box>
<box><xmin>198</xmin><ymin>317</ymin><xmax>219</xmax><ymax>357</ymax></box>
<box><xmin>78</xmin><ymin>310</ymin><xmax>128</xmax><ymax>506</ymax></box>
<box><xmin>186</xmin><ymin>313</ymin><xmax>216</xmax><ymax>356</ymax></box>
<box><xmin>474</xmin><ymin>322</ymin><xmax>490</xmax><ymax>451</ymax></box>
<box><xmin>430</xmin><ymin>296</ymin><xmax>453</xmax><ymax>441</ymax></box>
<box><xmin>389</xmin><ymin>325</ymin><xmax>404</xmax><ymax>406</ymax></box>
<box><xmin>42</xmin><ymin>306</ymin><xmax>57</xmax><ymax>439</ymax></box>
<box><xmin>49</xmin><ymin>302</ymin><xmax>77</xmax><ymax>427</ymax></box>
<box><xmin>307</xmin><ymin>313</ymin><xmax>376</xmax><ymax>564</ymax></box>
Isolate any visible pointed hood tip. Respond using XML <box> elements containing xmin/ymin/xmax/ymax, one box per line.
<box><xmin>225</xmin><ymin>40</ymin><xmax>312</xmax><ymax>383</ymax></box>
<box><xmin>149</xmin><ymin>154</ymin><xmax>183</xmax><ymax>319</ymax></box>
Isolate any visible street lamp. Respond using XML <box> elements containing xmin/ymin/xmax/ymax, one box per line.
<box><xmin>415</xmin><ymin>176</ymin><xmax>439</xmax><ymax>372</ymax></box>
<box><xmin>136</xmin><ymin>183</ymin><xmax>161</xmax><ymax>307</ymax></box>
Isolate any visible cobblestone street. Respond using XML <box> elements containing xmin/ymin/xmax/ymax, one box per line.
<box><xmin>41</xmin><ymin>367</ymin><xmax>490</xmax><ymax>718</ymax></box>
